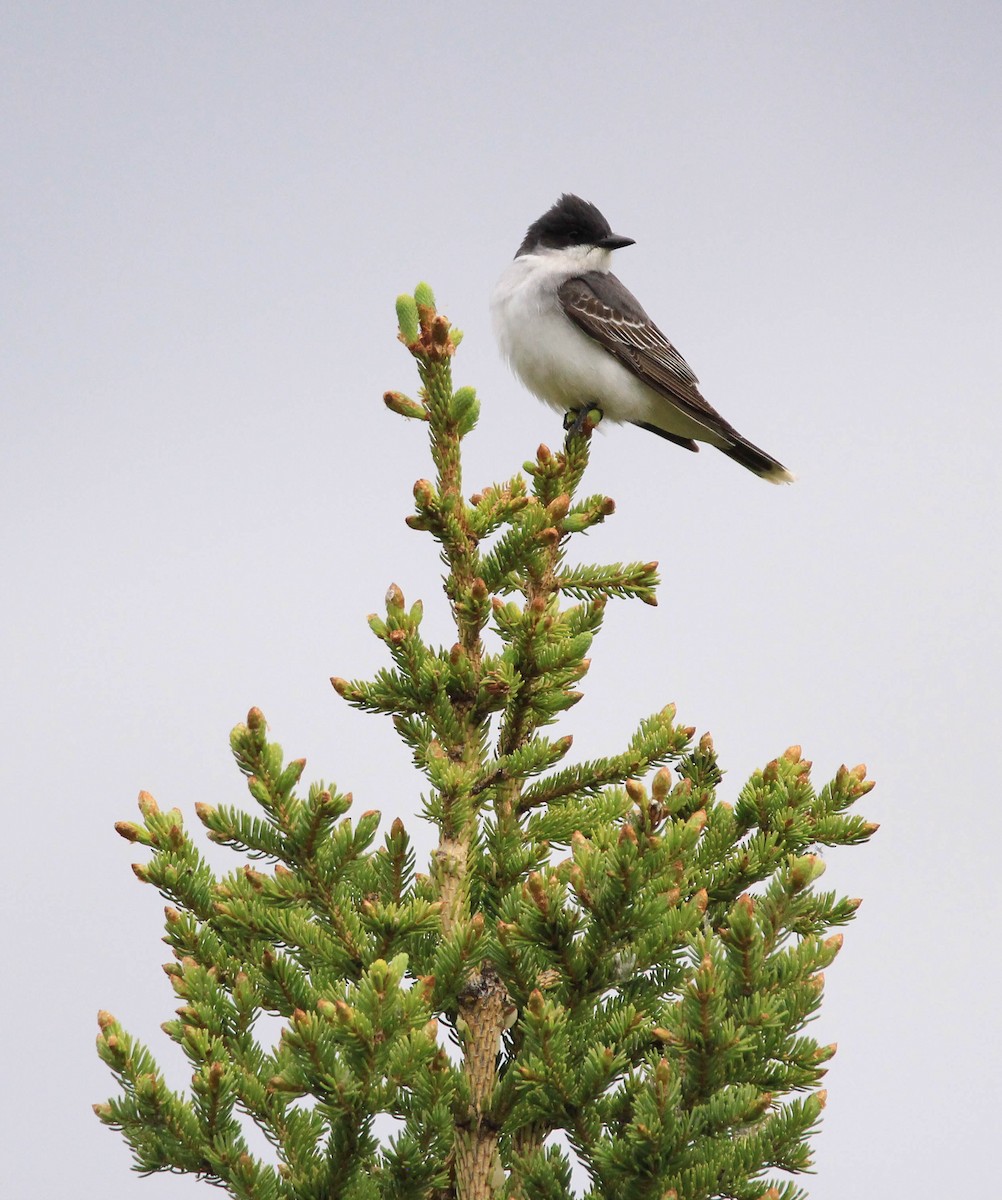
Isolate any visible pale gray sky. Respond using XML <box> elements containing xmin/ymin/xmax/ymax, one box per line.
<box><xmin>3</xmin><ymin>3</ymin><xmax>1000</xmax><ymax>1197</ymax></box>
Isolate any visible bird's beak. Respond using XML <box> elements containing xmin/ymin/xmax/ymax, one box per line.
<box><xmin>596</xmin><ymin>233</ymin><xmax>635</xmax><ymax>250</ymax></box>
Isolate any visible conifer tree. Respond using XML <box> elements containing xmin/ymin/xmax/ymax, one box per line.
<box><xmin>96</xmin><ymin>286</ymin><xmax>876</xmax><ymax>1200</ymax></box>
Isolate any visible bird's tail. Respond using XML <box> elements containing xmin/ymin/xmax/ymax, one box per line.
<box><xmin>722</xmin><ymin>436</ymin><xmax>796</xmax><ymax>484</ymax></box>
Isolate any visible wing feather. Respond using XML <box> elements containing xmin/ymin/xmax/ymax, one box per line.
<box><xmin>557</xmin><ymin>272</ymin><xmax>740</xmax><ymax>439</ymax></box>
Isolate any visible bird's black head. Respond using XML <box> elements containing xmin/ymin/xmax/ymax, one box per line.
<box><xmin>516</xmin><ymin>194</ymin><xmax>635</xmax><ymax>257</ymax></box>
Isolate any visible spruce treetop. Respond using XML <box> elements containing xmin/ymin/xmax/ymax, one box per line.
<box><xmin>96</xmin><ymin>286</ymin><xmax>876</xmax><ymax>1200</ymax></box>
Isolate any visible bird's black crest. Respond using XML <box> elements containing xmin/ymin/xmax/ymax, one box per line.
<box><xmin>516</xmin><ymin>194</ymin><xmax>614</xmax><ymax>256</ymax></box>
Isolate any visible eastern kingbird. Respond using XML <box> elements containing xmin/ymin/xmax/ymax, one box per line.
<box><xmin>491</xmin><ymin>194</ymin><xmax>794</xmax><ymax>483</ymax></box>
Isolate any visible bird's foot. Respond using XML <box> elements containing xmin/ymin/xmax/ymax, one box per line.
<box><xmin>563</xmin><ymin>406</ymin><xmax>604</xmax><ymax>443</ymax></box>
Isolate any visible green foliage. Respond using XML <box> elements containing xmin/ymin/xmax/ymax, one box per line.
<box><xmin>97</xmin><ymin>286</ymin><xmax>876</xmax><ymax>1200</ymax></box>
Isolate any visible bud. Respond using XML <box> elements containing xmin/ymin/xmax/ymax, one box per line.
<box><xmin>546</xmin><ymin>493</ymin><xmax>571</xmax><ymax>521</ymax></box>
<box><xmin>526</xmin><ymin>872</ymin><xmax>548</xmax><ymax>912</ymax></box>
<box><xmin>395</xmin><ymin>294</ymin><xmax>419</xmax><ymax>344</ymax></box>
<box><xmin>618</xmin><ymin>823</ymin><xmax>638</xmax><ymax>846</ymax></box>
<box><xmin>194</xmin><ymin>802</ymin><xmax>215</xmax><ymax>824</ymax></box>
<box><xmin>651</xmin><ymin>767</ymin><xmax>672</xmax><ymax>800</ymax></box>
<box><xmin>625</xmin><ymin>778</ymin><xmax>645</xmax><ymax>803</ymax></box>
<box><xmin>413</xmin><ymin>281</ymin><xmax>436</xmax><ymax>310</ymax></box>
<box><xmin>536</xmin><ymin>967</ymin><xmax>560</xmax><ymax>989</ymax></box>
<box><xmin>789</xmin><ymin>854</ymin><xmax>826</xmax><ymax>890</ymax></box>
<box><xmin>452</xmin><ymin>385</ymin><xmax>478</xmax><ymax>423</ymax></box>
<box><xmin>385</xmin><ymin>583</ymin><xmax>405</xmax><ymax>610</ymax></box>
<box><xmin>413</xmin><ymin>478</ymin><xmax>435</xmax><ymax>506</ymax></box>
<box><xmin>561</xmin><ymin>513</ymin><xmax>591</xmax><ymax>534</ymax></box>
<box><xmin>137</xmin><ymin>790</ymin><xmax>159</xmax><ymax>817</ymax></box>
<box><xmin>383</xmin><ymin>390</ymin><xmax>427</xmax><ymax>420</ymax></box>
<box><xmin>115</xmin><ymin>821</ymin><xmax>141</xmax><ymax>842</ymax></box>
<box><xmin>783</xmin><ymin>744</ymin><xmax>802</xmax><ymax>762</ymax></box>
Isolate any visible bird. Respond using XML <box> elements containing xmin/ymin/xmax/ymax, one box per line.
<box><xmin>491</xmin><ymin>193</ymin><xmax>794</xmax><ymax>483</ymax></box>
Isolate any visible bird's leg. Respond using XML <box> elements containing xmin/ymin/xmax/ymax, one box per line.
<box><xmin>563</xmin><ymin>405</ymin><xmax>604</xmax><ymax>444</ymax></box>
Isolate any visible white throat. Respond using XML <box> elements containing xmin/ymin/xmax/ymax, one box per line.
<box><xmin>523</xmin><ymin>243</ymin><xmax>615</xmax><ymax>274</ymax></box>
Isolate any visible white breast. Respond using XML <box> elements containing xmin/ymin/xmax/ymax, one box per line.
<box><xmin>490</xmin><ymin>251</ymin><xmax>682</xmax><ymax>430</ymax></box>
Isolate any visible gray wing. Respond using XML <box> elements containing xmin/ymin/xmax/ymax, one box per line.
<box><xmin>557</xmin><ymin>271</ymin><xmax>740</xmax><ymax>441</ymax></box>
